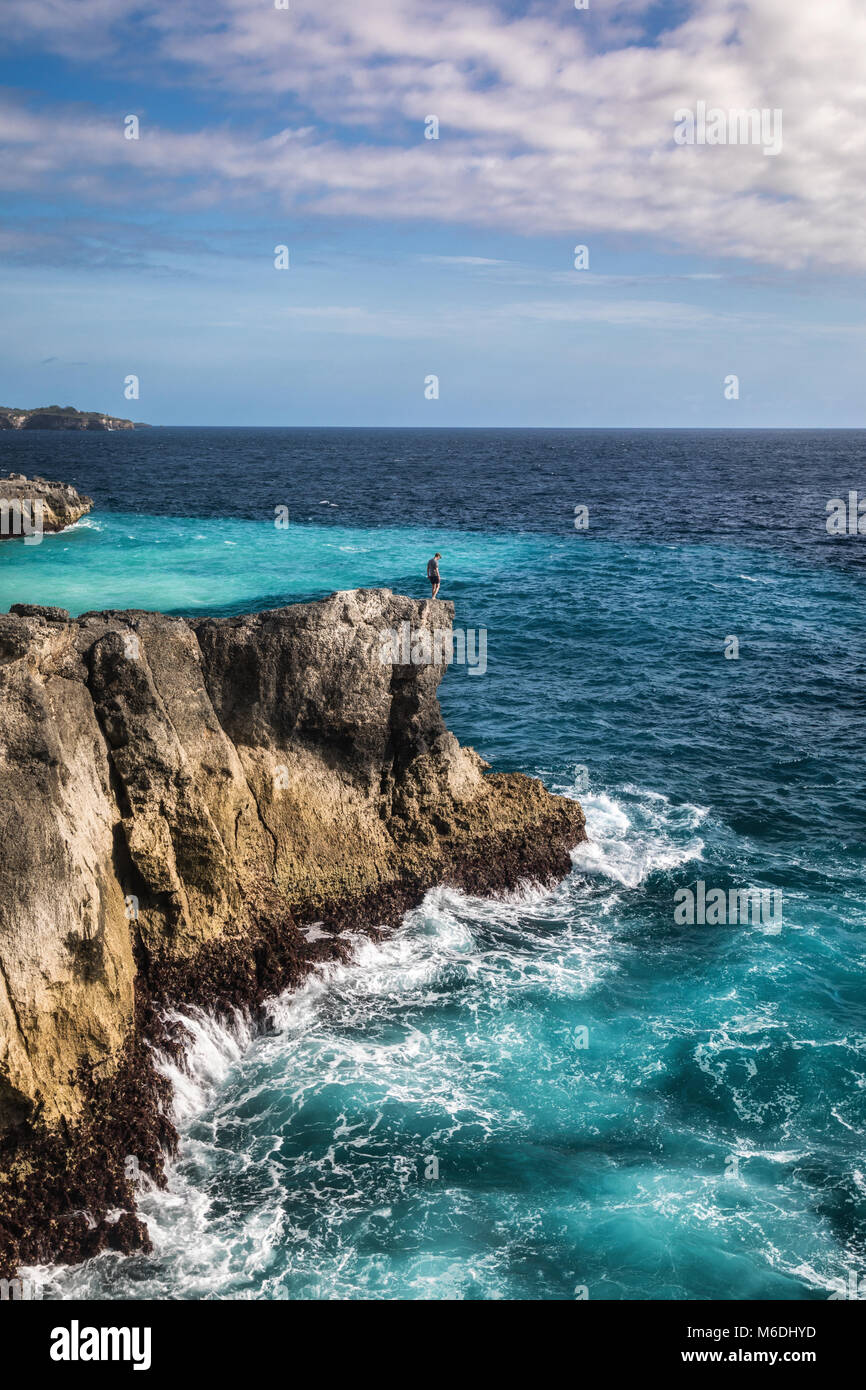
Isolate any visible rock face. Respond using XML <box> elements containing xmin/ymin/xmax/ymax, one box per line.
<box><xmin>0</xmin><ymin>474</ymin><xmax>93</xmax><ymax>540</ymax></box>
<box><xmin>0</xmin><ymin>591</ymin><xmax>585</xmax><ymax>1273</ymax></box>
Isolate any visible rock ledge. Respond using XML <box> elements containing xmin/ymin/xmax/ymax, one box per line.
<box><xmin>0</xmin><ymin>474</ymin><xmax>93</xmax><ymax>539</ymax></box>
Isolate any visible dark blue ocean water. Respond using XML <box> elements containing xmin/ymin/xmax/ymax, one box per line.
<box><xmin>3</xmin><ymin>428</ymin><xmax>865</xmax><ymax>1300</ymax></box>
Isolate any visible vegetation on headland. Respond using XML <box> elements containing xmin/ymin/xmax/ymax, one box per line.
<box><xmin>0</xmin><ymin>405</ymin><xmax>148</xmax><ymax>429</ymax></box>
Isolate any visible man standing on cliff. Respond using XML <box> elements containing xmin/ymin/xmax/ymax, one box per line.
<box><xmin>427</xmin><ymin>552</ymin><xmax>441</xmax><ymax>599</ymax></box>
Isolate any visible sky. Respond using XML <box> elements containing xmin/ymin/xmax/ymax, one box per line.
<box><xmin>1</xmin><ymin>0</ymin><xmax>864</xmax><ymax>427</ymax></box>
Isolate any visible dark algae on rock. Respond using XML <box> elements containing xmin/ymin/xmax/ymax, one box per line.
<box><xmin>0</xmin><ymin>590</ymin><xmax>585</xmax><ymax>1275</ymax></box>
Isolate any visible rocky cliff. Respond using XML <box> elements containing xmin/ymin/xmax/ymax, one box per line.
<box><xmin>0</xmin><ymin>591</ymin><xmax>585</xmax><ymax>1274</ymax></box>
<box><xmin>0</xmin><ymin>474</ymin><xmax>93</xmax><ymax>539</ymax></box>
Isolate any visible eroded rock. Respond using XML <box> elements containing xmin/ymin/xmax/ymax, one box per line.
<box><xmin>0</xmin><ymin>475</ymin><xmax>93</xmax><ymax>540</ymax></box>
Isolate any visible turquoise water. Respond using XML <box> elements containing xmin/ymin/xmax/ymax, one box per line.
<box><xmin>4</xmin><ymin>428</ymin><xmax>864</xmax><ymax>1301</ymax></box>
<box><xmin>0</xmin><ymin>511</ymin><xmax>554</xmax><ymax>617</ymax></box>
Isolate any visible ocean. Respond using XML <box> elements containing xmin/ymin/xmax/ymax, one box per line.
<box><xmin>2</xmin><ymin>427</ymin><xmax>864</xmax><ymax>1300</ymax></box>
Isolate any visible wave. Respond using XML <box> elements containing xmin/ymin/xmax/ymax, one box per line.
<box><xmin>25</xmin><ymin>767</ymin><xmax>856</xmax><ymax>1303</ymax></box>
<box><xmin>155</xmin><ymin>1007</ymin><xmax>254</xmax><ymax>1123</ymax></box>
<box><xmin>31</xmin><ymin>861</ymin><xmax>618</xmax><ymax>1299</ymax></box>
<box><xmin>560</xmin><ymin>770</ymin><xmax>707</xmax><ymax>888</ymax></box>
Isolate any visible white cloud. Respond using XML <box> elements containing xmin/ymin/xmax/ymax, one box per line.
<box><xmin>1</xmin><ymin>0</ymin><xmax>866</xmax><ymax>269</ymax></box>
<box><xmin>417</xmin><ymin>256</ymin><xmax>511</xmax><ymax>267</ymax></box>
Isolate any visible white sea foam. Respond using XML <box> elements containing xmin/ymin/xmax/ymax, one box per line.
<box><xmin>35</xmin><ymin>854</ymin><xmax>626</xmax><ymax>1300</ymax></box>
<box><xmin>155</xmin><ymin>1007</ymin><xmax>253</xmax><ymax>1123</ymax></box>
<box><xmin>299</xmin><ymin>922</ymin><xmax>329</xmax><ymax>942</ymax></box>
<box><xmin>34</xmin><ymin>769</ymin><xmax>847</xmax><ymax>1303</ymax></box>
<box><xmin>567</xmin><ymin>785</ymin><xmax>706</xmax><ymax>888</ymax></box>
<box><xmin>142</xmin><ymin>770</ymin><xmax>694</xmax><ymax>1157</ymax></box>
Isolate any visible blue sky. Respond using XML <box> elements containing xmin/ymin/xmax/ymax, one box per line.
<box><xmin>1</xmin><ymin>0</ymin><xmax>864</xmax><ymax>426</ymax></box>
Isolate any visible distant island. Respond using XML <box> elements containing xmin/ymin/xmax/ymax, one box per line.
<box><xmin>0</xmin><ymin>405</ymin><xmax>149</xmax><ymax>431</ymax></box>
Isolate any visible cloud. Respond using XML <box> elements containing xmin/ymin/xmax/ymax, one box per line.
<box><xmin>417</xmin><ymin>256</ymin><xmax>512</xmax><ymax>267</ymax></box>
<box><xmin>1</xmin><ymin>0</ymin><xmax>865</xmax><ymax>270</ymax></box>
<box><xmin>499</xmin><ymin>298</ymin><xmax>724</xmax><ymax>328</ymax></box>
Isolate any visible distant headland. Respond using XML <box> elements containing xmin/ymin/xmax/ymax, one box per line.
<box><xmin>0</xmin><ymin>405</ymin><xmax>149</xmax><ymax>431</ymax></box>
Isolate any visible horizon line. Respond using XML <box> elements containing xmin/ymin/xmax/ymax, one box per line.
<box><xmin>19</xmin><ymin>423</ymin><xmax>863</xmax><ymax>432</ymax></box>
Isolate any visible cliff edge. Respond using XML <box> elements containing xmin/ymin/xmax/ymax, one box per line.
<box><xmin>0</xmin><ymin>591</ymin><xmax>585</xmax><ymax>1273</ymax></box>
